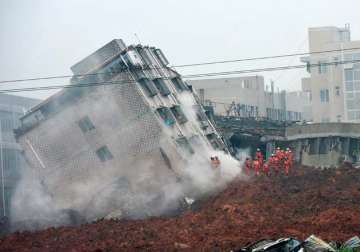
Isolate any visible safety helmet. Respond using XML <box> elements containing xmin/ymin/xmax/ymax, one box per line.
<box><xmin>257</xmin><ymin>148</ymin><xmax>260</xmax><ymax>151</ymax></box>
<box><xmin>277</xmin><ymin>147</ymin><xmax>280</xmax><ymax>150</ymax></box>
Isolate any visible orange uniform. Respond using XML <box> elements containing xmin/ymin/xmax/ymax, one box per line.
<box><xmin>245</xmin><ymin>159</ymin><xmax>252</xmax><ymax>176</ymax></box>
<box><xmin>272</xmin><ymin>156</ymin><xmax>280</xmax><ymax>173</ymax></box>
<box><xmin>284</xmin><ymin>159</ymin><xmax>290</xmax><ymax>175</ymax></box>
<box><xmin>255</xmin><ymin>150</ymin><xmax>263</xmax><ymax>166</ymax></box>
<box><xmin>253</xmin><ymin>160</ymin><xmax>260</xmax><ymax>176</ymax></box>
<box><xmin>263</xmin><ymin>162</ymin><xmax>270</xmax><ymax>175</ymax></box>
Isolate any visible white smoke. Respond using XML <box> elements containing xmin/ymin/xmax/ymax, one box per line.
<box><xmin>9</xmin><ymin>89</ymin><xmax>244</xmax><ymax>231</ymax></box>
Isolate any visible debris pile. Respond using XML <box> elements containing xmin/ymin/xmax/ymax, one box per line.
<box><xmin>1</xmin><ymin>164</ymin><xmax>360</xmax><ymax>251</ymax></box>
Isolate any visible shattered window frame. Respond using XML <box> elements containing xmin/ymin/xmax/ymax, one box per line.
<box><xmin>96</xmin><ymin>146</ymin><xmax>114</xmax><ymax>162</ymax></box>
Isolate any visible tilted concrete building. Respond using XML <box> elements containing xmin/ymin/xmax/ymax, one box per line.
<box><xmin>188</xmin><ymin>76</ymin><xmax>311</xmax><ymax>121</ymax></box>
<box><xmin>14</xmin><ymin>39</ymin><xmax>225</xmax><ymax>221</ymax></box>
<box><xmin>301</xmin><ymin>25</ymin><xmax>360</xmax><ymax>122</ymax></box>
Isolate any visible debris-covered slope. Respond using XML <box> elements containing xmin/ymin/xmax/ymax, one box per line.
<box><xmin>1</xmin><ymin>164</ymin><xmax>360</xmax><ymax>252</ymax></box>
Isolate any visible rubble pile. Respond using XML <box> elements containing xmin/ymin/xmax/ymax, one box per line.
<box><xmin>1</xmin><ymin>164</ymin><xmax>360</xmax><ymax>251</ymax></box>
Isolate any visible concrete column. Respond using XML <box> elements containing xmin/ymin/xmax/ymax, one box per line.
<box><xmin>342</xmin><ymin>137</ymin><xmax>350</xmax><ymax>156</ymax></box>
<box><xmin>294</xmin><ymin>140</ymin><xmax>302</xmax><ymax>162</ymax></box>
<box><xmin>314</xmin><ymin>138</ymin><xmax>320</xmax><ymax>155</ymax></box>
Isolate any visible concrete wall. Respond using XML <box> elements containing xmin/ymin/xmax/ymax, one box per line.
<box><xmin>286</xmin><ymin>122</ymin><xmax>360</xmax><ymax>140</ymax></box>
<box><xmin>302</xmin><ymin>149</ymin><xmax>342</xmax><ymax>168</ymax></box>
<box><xmin>189</xmin><ymin>76</ymin><xmax>266</xmax><ymax>116</ymax></box>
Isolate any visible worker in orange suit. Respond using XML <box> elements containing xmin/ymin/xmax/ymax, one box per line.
<box><xmin>283</xmin><ymin>157</ymin><xmax>290</xmax><ymax>175</ymax></box>
<box><xmin>255</xmin><ymin>148</ymin><xmax>263</xmax><ymax>167</ymax></box>
<box><xmin>272</xmin><ymin>154</ymin><xmax>280</xmax><ymax>174</ymax></box>
<box><xmin>288</xmin><ymin>150</ymin><xmax>294</xmax><ymax>168</ymax></box>
<box><xmin>245</xmin><ymin>158</ymin><xmax>252</xmax><ymax>176</ymax></box>
<box><xmin>214</xmin><ymin>156</ymin><xmax>221</xmax><ymax>168</ymax></box>
<box><xmin>253</xmin><ymin>158</ymin><xmax>260</xmax><ymax>176</ymax></box>
<box><xmin>263</xmin><ymin>161</ymin><xmax>270</xmax><ymax>176</ymax></box>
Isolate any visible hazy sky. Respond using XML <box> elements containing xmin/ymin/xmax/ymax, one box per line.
<box><xmin>1</xmin><ymin>0</ymin><xmax>359</xmax><ymax>100</ymax></box>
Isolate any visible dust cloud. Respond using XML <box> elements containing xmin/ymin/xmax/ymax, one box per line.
<box><xmin>9</xmin><ymin>89</ymin><xmax>245</xmax><ymax>232</ymax></box>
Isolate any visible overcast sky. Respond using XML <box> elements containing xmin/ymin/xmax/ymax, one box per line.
<box><xmin>1</xmin><ymin>0</ymin><xmax>359</xmax><ymax>100</ymax></box>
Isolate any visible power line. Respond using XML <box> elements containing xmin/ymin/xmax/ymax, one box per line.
<box><xmin>1</xmin><ymin>46</ymin><xmax>360</xmax><ymax>85</ymax></box>
<box><xmin>172</xmin><ymin>46</ymin><xmax>360</xmax><ymax>68</ymax></box>
<box><xmin>0</xmin><ymin>59</ymin><xmax>359</xmax><ymax>94</ymax></box>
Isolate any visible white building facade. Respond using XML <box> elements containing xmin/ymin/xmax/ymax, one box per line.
<box><xmin>188</xmin><ymin>76</ymin><xmax>310</xmax><ymax>122</ymax></box>
<box><xmin>301</xmin><ymin>25</ymin><xmax>360</xmax><ymax>122</ymax></box>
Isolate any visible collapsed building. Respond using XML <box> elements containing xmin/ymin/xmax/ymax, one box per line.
<box><xmin>13</xmin><ymin>39</ymin><xmax>227</xmax><ymax>224</ymax></box>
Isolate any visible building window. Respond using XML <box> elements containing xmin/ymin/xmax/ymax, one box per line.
<box><xmin>320</xmin><ymin>89</ymin><xmax>329</xmax><ymax>103</ymax></box>
<box><xmin>345</xmin><ymin>69</ymin><xmax>353</xmax><ymax>81</ymax></box>
<box><xmin>176</xmin><ymin>136</ymin><xmax>194</xmax><ymax>155</ymax></box>
<box><xmin>138</xmin><ymin>78</ymin><xmax>158</xmax><ymax>97</ymax></box>
<box><xmin>335</xmin><ymin>86</ymin><xmax>340</xmax><ymax>96</ymax></box>
<box><xmin>355</xmin><ymin>70</ymin><xmax>360</xmax><ymax>81</ymax></box>
<box><xmin>244</xmin><ymin>79</ymin><xmax>251</xmax><ymax>88</ymax></box>
<box><xmin>78</xmin><ymin>116</ymin><xmax>95</xmax><ymax>133</ymax></box>
<box><xmin>156</xmin><ymin>106</ymin><xmax>176</xmax><ymax>126</ymax></box>
<box><xmin>153</xmin><ymin>78</ymin><xmax>171</xmax><ymax>96</ymax></box>
<box><xmin>96</xmin><ymin>146</ymin><xmax>113</xmax><ymax>162</ymax></box>
<box><xmin>170</xmin><ymin>105</ymin><xmax>188</xmax><ymax>124</ymax></box>
<box><xmin>171</xmin><ymin>77</ymin><xmax>188</xmax><ymax>92</ymax></box>
<box><xmin>318</xmin><ymin>61</ymin><xmax>327</xmax><ymax>74</ymax></box>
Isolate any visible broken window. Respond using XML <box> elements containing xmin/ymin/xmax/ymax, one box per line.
<box><xmin>96</xmin><ymin>146</ymin><xmax>113</xmax><ymax>162</ymax></box>
<box><xmin>171</xmin><ymin>77</ymin><xmax>188</xmax><ymax>92</ymax></box>
<box><xmin>156</xmin><ymin>107</ymin><xmax>176</xmax><ymax>126</ymax></box>
<box><xmin>176</xmin><ymin>136</ymin><xmax>195</xmax><ymax>155</ymax></box>
<box><xmin>153</xmin><ymin>78</ymin><xmax>171</xmax><ymax>96</ymax></box>
<box><xmin>170</xmin><ymin>105</ymin><xmax>188</xmax><ymax>124</ymax></box>
<box><xmin>78</xmin><ymin>116</ymin><xmax>95</xmax><ymax>133</ymax></box>
<box><xmin>138</xmin><ymin>78</ymin><xmax>158</xmax><ymax>97</ymax></box>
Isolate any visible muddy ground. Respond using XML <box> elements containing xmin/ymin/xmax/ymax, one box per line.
<box><xmin>1</xmin><ymin>164</ymin><xmax>360</xmax><ymax>252</ymax></box>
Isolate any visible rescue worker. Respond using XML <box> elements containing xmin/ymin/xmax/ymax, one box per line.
<box><xmin>253</xmin><ymin>158</ymin><xmax>260</xmax><ymax>176</ymax></box>
<box><xmin>283</xmin><ymin>157</ymin><xmax>290</xmax><ymax>175</ymax></box>
<box><xmin>263</xmin><ymin>160</ymin><xmax>270</xmax><ymax>176</ymax></box>
<box><xmin>255</xmin><ymin>148</ymin><xmax>263</xmax><ymax>167</ymax></box>
<box><xmin>210</xmin><ymin>157</ymin><xmax>217</xmax><ymax>168</ymax></box>
<box><xmin>288</xmin><ymin>150</ymin><xmax>293</xmax><ymax>168</ymax></box>
<box><xmin>272</xmin><ymin>154</ymin><xmax>280</xmax><ymax>174</ymax></box>
<box><xmin>245</xmin><ymin>157</ymin><xmax>252</xmax><ymax>176</ymax></box>
<box><xmin>214</xmin><ymin>156</ymin><xmax>221</xmax><ymax>168</ymax></box>
<box><xmin>275</xmin><ymin>147</ymin><xmax>282</xmax><ymax>157</ymax></box>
